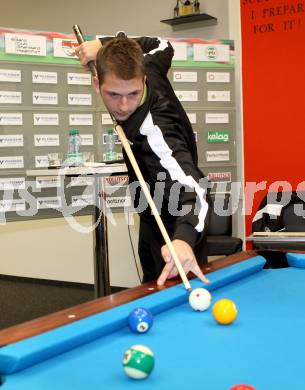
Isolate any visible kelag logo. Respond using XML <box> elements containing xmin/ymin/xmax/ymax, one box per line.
<box><xmin>208</xmin><ymin>131</ymin><xmax>229</xmax><ymax>143</ymax></box>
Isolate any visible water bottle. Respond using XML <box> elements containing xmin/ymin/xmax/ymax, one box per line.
<box><xmin>65</xmin><ymin>128</ymin><xmax>83</xmax><ymax>166</ymax></box>
<box><xmin>104</xmin><ymin>128</ymin><xmax>117</xmax><ymax>162</ymax></box>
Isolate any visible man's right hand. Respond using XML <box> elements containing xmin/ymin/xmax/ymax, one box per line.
<box><xmin>157</xmin><ymin>239</ymin><xmax>210</xmax><ymax>286</ymax></box>
<box><xmin>74</xmin><ymin>40</ymin><xmax>102</xmax><ymax>67</ymax></box>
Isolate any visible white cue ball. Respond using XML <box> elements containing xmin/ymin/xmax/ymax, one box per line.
<box><xmin>189</xmin><ymin>288</ymin><xmax>212</xmax><ymax>311</ymax></box>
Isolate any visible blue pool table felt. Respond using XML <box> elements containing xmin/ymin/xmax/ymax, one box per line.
<box><xmin>1</xmin><ymin>253</ymin><xmax>305</xmax><ymax>389</ymax></box>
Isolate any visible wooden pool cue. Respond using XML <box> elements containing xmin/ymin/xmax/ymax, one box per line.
<box><xmin>73</xmin><ymin>24</ymin><xmax>98</xmax><ymax>78</ymax></box>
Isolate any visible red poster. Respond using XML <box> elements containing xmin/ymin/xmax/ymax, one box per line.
<box><xmin>240</xmin><ymin>0</ymin><xmax>305</xmax><ymax>236</ymax></box>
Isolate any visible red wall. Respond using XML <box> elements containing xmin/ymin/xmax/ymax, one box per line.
<box><xmin>240</xmin><ymin>0</ymin><xmax>305</xmax><ymax>235</ymax></box>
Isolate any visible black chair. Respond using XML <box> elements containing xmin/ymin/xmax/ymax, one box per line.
<box><xmin>252</xmin><ymin>191</ymin><xmax>305</xmax><ymax>250</ymax></box>
<box><xmin>282</xmin><ymin>202</ymin><xmax>305</xmax><ymax>232</ymax></box>
<box><xmin>206</xmin><ymin>193</ymin><xmax>243</xmax><ymax>256</ymax></box>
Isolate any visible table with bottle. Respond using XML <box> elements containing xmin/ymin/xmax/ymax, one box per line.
<box><xmin>26</xmin><ymin>127</ymin><xmax>128</xmax><ymax>297</ymax></box>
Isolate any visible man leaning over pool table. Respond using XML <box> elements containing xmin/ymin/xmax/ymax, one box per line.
<box><xmin>75</xmin><ymin>34</ymin><xmax>210</xmax><ymax>287</ymax></box>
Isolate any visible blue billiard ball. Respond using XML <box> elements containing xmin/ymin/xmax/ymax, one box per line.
<box><xmin>128</xmin><ymin>307</ymin><xmax>153</xmax><ymax>333</ymax></box>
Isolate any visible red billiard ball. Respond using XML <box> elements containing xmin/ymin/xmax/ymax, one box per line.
<box><xmin>230</xmin><ymin>385</ymin><xmax>256</xmax><ymax>390</ymax></box>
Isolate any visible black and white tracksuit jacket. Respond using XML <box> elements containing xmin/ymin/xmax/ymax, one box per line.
<box><xmin>100</xmin><ymin>36</ymin><xmax>210</xmax><ymax>278</ymax></box>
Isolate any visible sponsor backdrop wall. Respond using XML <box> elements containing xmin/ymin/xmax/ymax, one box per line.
<box><xmin>0</xmin><ymin>26</ymin><xmax>237</xmax><ymax>221</ymax></box>
<box><xmin>240</xmin><ymin>0</ymin><xmax>305</xmax><ymax>237</ymax></box>
<box><xmin>0</xmin><ymin>26</ymin><xmax>238</xmax><ymax>287</ymax></box>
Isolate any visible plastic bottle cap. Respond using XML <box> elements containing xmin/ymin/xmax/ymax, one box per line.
<box><xmin>69</xmin><ymin>129</ymin><xmax>79</xmax><ymax>136</ymax></box>
<box><xmin>107</xmin><ymin>128</ymin><xmax>114</xmax><ymax>135</ymax></box>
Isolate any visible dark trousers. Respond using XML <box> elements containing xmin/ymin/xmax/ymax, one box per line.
<box><xmin>138</xmin><ymin>217</ymin><xmax>208</xmax><ymax>283</ymax></box>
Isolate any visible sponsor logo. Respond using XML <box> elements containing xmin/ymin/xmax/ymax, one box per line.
<box><xmin>36</xmin><ymin>177</ymin><xmax>61</xmax><ymax>189</ymax></box>
<box><xmin>0</xmin><ymin>177</ymin><xmax>25</xmax><ymax>190</ymax></box>
<box><xmin>70</xmin><ymin>177</ymin><xmax>94</xmax><ymax>187</ymax></box>
<box><xmin>207</xmin><ymin>131</ymin><xmax>230</xmax><ymax>143</ymax></box>
<box><xmin>0</xmin><ymin>156</ymin><xmax>24</xmax><ymax>168</ymax></box>
<box><xmin>34</xmin><ymin>135</ymin><xmax>59</xmax><ymax>146</ymax></box>
<box><xmin>175</xmin><ymin>90</ymin><xmax>198</xmax><ymax>102</ymax></box>
<box><xmin>101</xmin><ymin>113</ymin><xmax>113</xmax><ymax>124</ymax></box>
<box><xmin>0</xmin><ymin>199</ymin><xmax>25</xmax><ymax>212</ymax></box>
<box><xmin>69</xmin><ymin>114</ymin><xmax>93</xmax><ymax>126</ymax></box>
<box><xmin>67</xmin><ymin>73</ymin><xmax>91</xmax><ymax>85</ymax></box>
<box><xmin>208</xmin><ymin>90</ymin><xmax>231</xmax><ymax>102</ymax></box>
<box><xmin>0</xmin><ymin>69</ymin><xmax>21</xmax><ymax>82</ymax></box>
<box><xmin>33</xmin><ymin>114</ymin><xmax>59</xmax><ymax>125</ymax></box>
<box><xmin>206</xmin><ymin>150</ymin><xmax>230</xmax><ymax>162</ymax></box>
<box><xmin>35</xmin><ymin>156</ymin><xmax>49</xmax><ymax>167</ymax></box>
<box><xmin>0</xmin><ymin>93</ymin><xmax>20</xmax><ymax>98</ymax></box>
<box><xmin>173</xmin><ymin>72</ymin><xmax>197</xmax><ymax>83</ymax></box>
<box><xmin>208</xmin><ymin>172</ymin><xmax>232</xmax><ymax>182</ymax></box>
<box><xmin>79</xmin><ymin>134</ymin><xmax>94</xmax><ymax>146</ymax></box>
<box><xmin>37</xmin><ymin>197</ymin><xmax>61</xmax><ymax>210</ymax></box>
<box><xmin>32</xmin><ymin>71</ymin><xmax>57</xmax><ymax>84</ymax></box>
<box><xmin>61</xmin><ymin>40</ymin><xmax>79</xmax><ymax>56</ymax></box>
<box><xmin>0</xmin><ymin>91</ymin><xmax>22</xmax><ymax>104</ymax></box>
<box><xmin>104</xmin><ymin>175</ymin><xmax>129</xmax><ymax>187</ymax></box>
<box><xmin>205</xmin><ymin>113</ymin><xmax>229</xmax><ymax>124</ymax></box>
<box><xmin>207</xmin><ymin>72</ymin><xmax>230</xmax><ymax>83</ymax></box>
<box><xmin>71</xmin><ymin>195</ymin><xmax>94</xmax><ymax>206</ymax></box>
<box><xmin>205</xmin><ymin>46</ymin><xmax>217</xmax><ymax>60</ymax></box>
<box><xmin>0</xmin><ymin>113</ymin><xmax>23</xmax><ymax>125</ymax></box>
<box><xmin>33</xmin><ymin>92</ymin><xmax>58</xmax><ymax>105</ymax></box>
<box><xmin>5</xmin><ymin>33</ymin><xmax>46</xmax><ymax>56</ymax></box>
<box><xmin>106</xmin><ymin>196</ymin><xmax>131</xmax><ymax>208</ymax></box>
<box><xmin>0</xmin><ymin>135</ymin><xmax>23</xmax><ymax>147</ymax></box>
<box><xmin>68</xmin><ymin>94</ymin><xmax>92</xmax><ymax>105</ymax></box>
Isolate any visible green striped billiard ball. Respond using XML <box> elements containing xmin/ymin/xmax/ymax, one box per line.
<box><xmin>122</xmin><ymin>344</ymin><xmax>155</xmax><ymax>380</ymax></box>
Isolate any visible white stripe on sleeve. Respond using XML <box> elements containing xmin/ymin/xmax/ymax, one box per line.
<box><xmin>140</xmin><ymin>112</ymin><xmax>208</xmax><ymax>232</ymax></box>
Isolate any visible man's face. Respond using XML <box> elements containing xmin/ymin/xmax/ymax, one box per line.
<box><xmin>98</xmin><ymin>73</ymin><xmax>145</xmax><ymax>122</ymax></box>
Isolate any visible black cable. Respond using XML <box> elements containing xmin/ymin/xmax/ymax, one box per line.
<box><xmin>127</xmin><ymin>211</ymin><xmax>142</xmax><ymax>283</ymax></box>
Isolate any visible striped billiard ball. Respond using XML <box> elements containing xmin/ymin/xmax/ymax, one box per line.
<box><xmin>122</xmin><ymin>344</ymin><xmax>155</xmax><ymax>379</ymax></box>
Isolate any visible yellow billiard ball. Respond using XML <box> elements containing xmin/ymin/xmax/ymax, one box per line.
<box><xmin>212</xmin><ymin>298</ymin><xmax>238</xmax><ymax>325</ymax></box>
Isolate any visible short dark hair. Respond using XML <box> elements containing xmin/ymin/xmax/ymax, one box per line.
<box><xmin>96</xmin><ymin>38</ymin><xmax>145</xmax><ymax>84</ymax></box>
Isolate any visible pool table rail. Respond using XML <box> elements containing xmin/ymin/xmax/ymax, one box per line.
<box><xmin>0</xmin><ymin>250</ymin><xmax>257</xmax><ymax>347</ymax></box>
